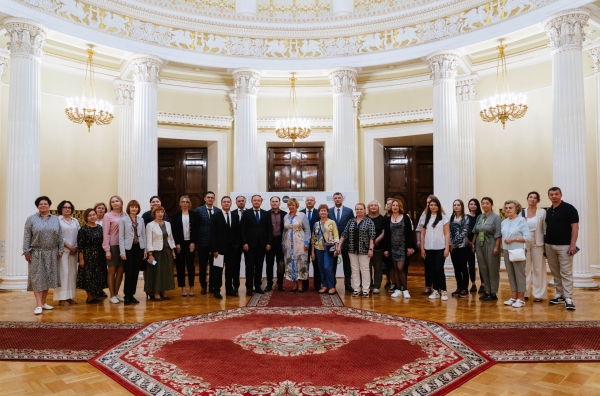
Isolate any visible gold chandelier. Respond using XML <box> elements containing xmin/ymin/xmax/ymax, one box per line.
<box><xmin>480</xmin><ymin>43</ymin><xmax>527</xmax><ymax>129</ymax></box>
<box><xmin>65</xmin><ymin>47</ymin><xmax>114</xmax><ymax>132</ymax></box>
<box><xmin>275</xmin><ymin>75</ymin><xmax>311</xmax><ymax>146</ymax></box>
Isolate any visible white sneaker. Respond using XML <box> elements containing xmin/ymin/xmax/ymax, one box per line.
<box><xmin>34</xmin><ymin>307</ymin><xmax>42</xmax><ymax>315</ymax></box>
<box><xmin>391</xmin><ymin>290</ymin><xmax>402</xmax><ymax>298</ymax></box>
<box><xmin>512</xmin><ymin>299</ymin><xmax>525</xmax><ymax>308</ymax></box>
<box><xmin>115</xmin><ymin>295</ymin><xmax>124</xmax><ymax>302</ymax></box>
<box><xmin>109</xmin><ymin>296</ymin><xmax>120</xmax><ymax>304</ymax></box>
<box><xmin>428</xmin><ymin>290</ymin><xmax>440</xmax><ymax>300</ymax></box>
<box><xmin>42</xmin><ymin>303</ymin><xmax>53</xmax><ymax>310</ymax></box>
<box><xmin>403</xmin><ymin>290</ymin><xmax>411</xmax><ymax>299</ymax></box>
<box><xmin>440</xmin><ymin>291</ymin><xmax>448</xmax><ymax>301</ymax></box>
<box><xmin>504</xmin><ymin>298</ymin><xmax>516</xmax><ymax>306</ymax></box>
<box><xmin>373</xmin><ymin>288</ymin><xmax>380</xmax><ymax>294</ymax></box>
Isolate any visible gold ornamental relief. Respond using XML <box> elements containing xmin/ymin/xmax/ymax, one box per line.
<box><xmin>258</xmin><ymin>0</ymin><xmax>331</xmax><ymax>19</ymax></box>
<box><xmin>18</xmin><ymin>0</ymin><xmax>556</xmax><ymax>59</ymax></box>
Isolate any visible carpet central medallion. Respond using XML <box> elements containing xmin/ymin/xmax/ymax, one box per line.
<box><xmin>233</xmin><ymin>326</ymin><xmax>349</xmax><ymax>357</ymax></box>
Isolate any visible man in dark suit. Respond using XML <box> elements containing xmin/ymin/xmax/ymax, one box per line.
<box><xmin>265</xmin><ymin>196</ymin><xmax>286</xmax><ymax>292</ymax></box>
<box><xmin>328</xmin><ymin>192</ymin><xmax>354</xmax><ymax>292</ymax></box>
<box><xmin>210</xmin><ymin>196</ymin><xmax>240</xmax><ymax>299</ymax></box>
<box><xmin>240</xmin><ymin>195</ymin><xmax>272</xmax><ymax>296</ymax></box>
<box><xmin>232</xmin><ymin>195</ymin><xmax>247</xmax><ymax>293</ymax></box>
<box><xmin>300</xmin><ymin>195</ymin><xmax>320</xmax><ymax>290</ymax></box>
<box><xmin>195</xmin><ymin>191</ymin><xmax>222</xmax><ymax>294</ymax></box>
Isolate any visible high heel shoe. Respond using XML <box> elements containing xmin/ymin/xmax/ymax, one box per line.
<box><xmin>146</xmin><ymin>292</ymin><xmax>154</xmax><ymax>301</ymax></box>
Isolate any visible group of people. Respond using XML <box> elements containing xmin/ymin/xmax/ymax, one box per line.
<box><xmin>23</xmin><ymin>186</ymin><xmax>580</xmax><ymax>314</ymax></box>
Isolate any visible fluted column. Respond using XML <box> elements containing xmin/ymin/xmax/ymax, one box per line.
<box><xmin>328</xmin><ymin>67</ymin><xmax>360</xmax><ymax>192</ymax></box>
<box><xmin>426</xmin><ymin>51</ymin><xmax>460</xmax><ymax>210</ymax></box>
<box><xmin>587</xmin><ymin>46</ymin><xmax>600</xmax><ymax>279</ymax></box>
<box><xmin>236</xmin><ymin>0</ymin><xmax>256</xmax><ymax>16</ymax></box>
<box><xmin>544</xmin><ymin>10</ymin><xmax>597</xmax><ymax>288</ymax></box>
<box><xmin>332</xmin><ymin>0</ymin><xmax>353</xmax><ymax>16</ymax></box>
<box><xmin>232</xmin><ymin>68</ymin><xmax>261</xmax><ymax>192</ymax></box>
<box><xmin>131</xmin><ymin>55</ymin><xmax>163</xmax><ymax>212</ymax></box>
<box><xmin>115</xmin><ymin>80</ymin><xmax>135</xmax><ymax>206</ymax></box>
<box><xmin>1</xmin><ymin>19</ymin><xmax>47</xmax><ymax>290</ymax></box>
<box><xmin>456</xmin><ymin>74</ymin><xmax>478</xmax><ymax>201</ymax></box>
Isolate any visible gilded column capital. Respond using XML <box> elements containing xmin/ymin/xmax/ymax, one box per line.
<box><xmin>114</xmin><ymin>80</ymin><xmax>135</xmax><ymax>106</ymax></box>
<box><xmin>456</xmin><ymin>74</ymin><xmax>479</xmax><ymax>102</ymax></box>
<box><xmin>231</xmin><ymin>68</ymin><xmax>261</xmax><ymax>96</ymax></box>
<box><xmin>328</xmin><ymin>67</ymin><xmax>360</xmax><ymax>95</ymax></box>
<box><xmin>0</xmin><ymin>48</ymin><xmax>10</xmax><ymax>77</ymax></box>
<box><xmin>3</xmin><ymin>18</ymin><xmax>47</xmax><ymax>59</ymax></box>
<box><xmin>586</xmin><ymin>46</ymin><xmax>600</xmax><ymax>74</ymax></box>
<box><xmin>426</xmin><ymin>51</ymin><xmax>459</xmax><ymax>82</ymax></box>
<box><xmin>543</xmin><ymin>9</ymin><xmax>589</xmax><ymax>51</ymax></box>
<box><xmin>131</xmin><ymin>54</ymin><xmax>163</xmax><ymax>85</ymax></box>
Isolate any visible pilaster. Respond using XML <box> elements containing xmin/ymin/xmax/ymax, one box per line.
<box><xmin>455</xmin><ymin>74</ymin><xmax>478</xmax><ymax>202</ymax></box>
<box><xmin>115</xmin><ymin>80</ymin><xmax>135</xmax><ymax>206</ymax></box>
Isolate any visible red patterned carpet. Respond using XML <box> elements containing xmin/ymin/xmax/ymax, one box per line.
<box><xmin>0</xmin><ymin>322</ymin><xmax>146</xmax><ymax>361</ymax></box>
<box><xmin>444</xmin><ymin>321</ymin><xmax>600</xmax><ymax>362</ymax></box>
<box><xmin>91</xmin><ymin>307</ymin><xmax>494</xmax><ymax>396</ymax></box>
<box><xmin>247</xmin><ymin>279</ymin><xmax>344</xmax><ymax>307</ymax></box>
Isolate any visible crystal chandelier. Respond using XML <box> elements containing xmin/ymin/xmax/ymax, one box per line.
<box><xmin>275</xmin><ymin>75</ymin><xmax>311</xmax><ymax>146</ymax></box>
<box><xmin>65</xmin><ymin>47</ymin><xmax>114</xmax><ymax>132</ymax></box>
<box><xmin>480</xmin><ymin>43</ymin><xmax>527</xmax><ymax>129</ymax></box>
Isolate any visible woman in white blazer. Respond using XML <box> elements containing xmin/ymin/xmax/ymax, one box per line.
<box><xmin>119</xmin><ymin>200</ymin><xmax>147</xmax><ymax>305</ymax></box>
<box><xmin>522</xmin><ymin>191</ymin><xmax>548</xmax><ymax>302</ymax></box>
<box><xmin>145</xmin><ymin>206</ymin><xmax>176</xmax><ymax>301</ymax></box>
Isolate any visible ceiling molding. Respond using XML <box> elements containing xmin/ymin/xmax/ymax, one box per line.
<box><xmin>257</xmin><ymin>117</ymin><xmax>333</xmax><ymax>129</ymax></box>
<box><xmin>157</xmin><ymin>112</ymin><xmax>233</xmax><ymax>128</ymax></box>
<box><xmin>359</xmin><ymin>109</ymin><xmax>433</xmax><ymax>126</ymax></box>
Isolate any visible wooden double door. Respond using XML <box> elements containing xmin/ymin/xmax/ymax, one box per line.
<box><xmin>267</xmin><ymin>147</ymin><xmax>324</xmax><ymax>192</ymax></box>
<box><xmin>384</xmin><ymin>146</ymin><xmax>433</xmax><ymax>225</ymax></box>
<box><xmin>158</xmin><ymin>148</ymin><xmax>208</xmax><ymax>217</ymax></box>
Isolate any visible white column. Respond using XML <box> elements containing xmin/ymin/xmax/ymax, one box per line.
<box><xmin>236</xmin><ymin>0</ymin><xmax>257</xmax><ymax>16</ymax></box>
<box><xmin>1</xmin><ymin>19</ymin><xmax>47</xmax><ymax>290</ymax></box>
<box><xmin>455</xmin><ymin>74</ymin><xmax>479</xmax><ymax>201</ymax></box>
<box><xmin>115</xmin><ymin>80</ymin><xmax>135</xmax><ymax>206</ymax></box>
<box><xmin>131</xmin><ymin>55</ymin><xmax>163</xmax><ymax>213</ymax></box>
<box><xmin>232</xmin><ymin>68</ymin><xmax>261</xmax><ymax>192</ymax></box>
<box><xmin>588</xmin><ymin>46</ymin><xmax>600</xmax><ymax>278</ymax></box>
<box><xmin>0</xmin><ymin>49</ymin><xmax>9</xmax><ymax>277</ymax></box>
<box><xmin>544</xmin><ymin>10</ymin><xmax>597</xmax><ymax>288</ymax></box>
<box><xmin>426</xmin><ymin>51</ymin><xmax>460</xmax><ymax>210</ymax></box>
<box><xmin>332</xmin><ymin>0</ymin><xmax>353</xmax><ymax>16</ymax></box>
<box><xmin>328</xmin><ymin>67</ymin><xmax>360</xmax><ymax>192</ymax></box>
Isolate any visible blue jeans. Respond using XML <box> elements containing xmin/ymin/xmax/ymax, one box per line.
<box><xmin>315</xmin><ymin>249</ymin><xmax>335</xmax><ymax>288</ymax></box>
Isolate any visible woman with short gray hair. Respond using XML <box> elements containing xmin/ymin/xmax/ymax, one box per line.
<box><xmin>501</xmin><ymin>199</ymin><xmax>531</xmax><ymax>308</ymax></box>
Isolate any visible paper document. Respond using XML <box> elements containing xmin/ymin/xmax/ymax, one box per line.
<box><xmin>214</xmin><ymin>254</ymin><xmax>224</xmax><ymax>268</ymax></box>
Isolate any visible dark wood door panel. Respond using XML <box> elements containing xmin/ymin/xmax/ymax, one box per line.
<box><xmin>268</xmin><ymin>147</ymin><xmax>324</xmax><ymax>192</ymax></box>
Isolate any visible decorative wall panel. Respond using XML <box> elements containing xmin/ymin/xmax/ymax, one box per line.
<box><xmin>258</xmin><ymin>0</ymin><xmax>331</xmax><ymax>18</ymax></box>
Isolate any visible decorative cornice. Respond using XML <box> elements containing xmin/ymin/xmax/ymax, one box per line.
<box><xmin>358</xmin><ymin>108</ymin><xmax>433</xmax><ymax>126</ymax></box>
<box><xmin>328</xmin><ymin>67</ymin><xmax>359</xmax><ymax>94</ymax></box>
<box><xmin>114</xmin><ymin>80</ymin><xmax>135</xmax><ymax>106</ymax></box>
<box><xmin>131</xmin><ymin>54</ymin><xmax>163</xmax><ymax>85</ymax></box>
<box><xmin>0</xmin><ymin>48</ymin><xmax>9</xmax><ymax>77</ymax></box>
<box><xmin>426</xmin><ymin>51</ymin><xmax>459</xmax><ymax>82</ymax></box>
<box><xmin>3</xmin><ymin>18</ymin><xmax>48</xmax><ymax>59</ymax></box>
<box><xmin>543</xmin><ymin>9</ymin><xmax>589</xmax><ymax>51</ymax></box>
<box><xmin>232</xmin><ymin>68</ymin><xmax>261</xmax><ymax>95</ymax></box>
<box><xmin>257</xmin><ymin>117</ymin><xmax>333</xmax><ymax>129</ymax></box>
<box><xmin>455</xmin><ymin>74</ymin><xmax>478</xmax><ymax>102</ymax></box>
<box><xmin>157</xmin><ymin>112</ymin><xmax>233</xmax><ymax>128</ymax></box>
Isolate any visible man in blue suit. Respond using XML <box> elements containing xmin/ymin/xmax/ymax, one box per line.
<box><xmin>300</xmin><ymin>195</ymin><xmax>320</xmax><ymax>290</ymax></box>
<box><xmin>328</xmin><ymin>192</ymin><xmax>354</xmax><ymax>292</ymax></box>
<box><xmin>195</xmin><ymin>191</ymin><xmax>222</xmax><ymax>295</ymax></box>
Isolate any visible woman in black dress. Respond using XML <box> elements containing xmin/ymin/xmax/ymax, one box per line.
<box><xmin>77</xmin><ymin>208</ymin><xmax>108</xmax><ymax>304</ymax></box>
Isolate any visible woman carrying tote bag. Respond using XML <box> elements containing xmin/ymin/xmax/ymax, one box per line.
<box><xmin>501</xmin><ymin>199</ymin><xmax>531</xmax><ymax>308</ymax></box>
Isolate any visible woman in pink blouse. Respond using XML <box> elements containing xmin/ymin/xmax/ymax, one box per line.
<box><xmin>103</xmin><ymin>195</ymin><xmax>126</xmax><ymax>304</ymax></box>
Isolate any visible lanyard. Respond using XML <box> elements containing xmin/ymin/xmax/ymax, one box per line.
<box><xmin>478</xmin><ymin>216</ymin><xmax>489</xmax><ymax>242</ymax></box>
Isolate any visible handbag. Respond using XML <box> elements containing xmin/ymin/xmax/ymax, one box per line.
<box><xmin>508</xmin><ymin>248</ymin><xmax>526</xmax><ymax>262</ymax></box>
<box><xmin>318</xmin><ymin>223</ymin><xmax>336</xmax><ymax>257</ymax></box>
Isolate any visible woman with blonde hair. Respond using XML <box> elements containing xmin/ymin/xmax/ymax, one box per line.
<box><xmin>146</xmin><ymin>206</ymin><xmax>176</xmax><ymax>300</ymax></box>
<box><xmin>94</xmin><ymin>202</ymin><xmax>107</xmax><ymax>227</ymax></box>
<box><xmin>282</xmin><ymin>197</ymin><xmax>312</xmax><ymax>293</ymax></box>
<box><xmin>103</xmin><ymin>195</ymin><xmax>126</xmax><ymax>304</ymax></box>
<box><xmin>367</xmin><ymin>200</ymin><xmax>385</xmax><ymax>293</ymax></box>
<box><xmin>383</xmin><ymin>198</ymin><xmax>414</xmax><ymax>299</ymax></box>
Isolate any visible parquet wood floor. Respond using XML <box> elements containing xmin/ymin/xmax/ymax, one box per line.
<box><xmin>1</xmin><ymin>265</ymin><xmax>599</xmax><ymax>395</ymax></box>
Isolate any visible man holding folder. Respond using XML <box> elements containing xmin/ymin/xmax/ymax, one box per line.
<box><xmin>210</xmin><ymin>196</ymin><xmax>240</xmax><ymax>299</ymax></box>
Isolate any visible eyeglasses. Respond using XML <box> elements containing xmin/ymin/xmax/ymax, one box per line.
<box><xmin>63</xmin><ymin>206</ymin><xmax>72</xmax><ymax>210</ymax></box>
<box><xmin>181</xmin><ymin>201</ymin><xmax>190</xmax><ymax>204</ymax></box>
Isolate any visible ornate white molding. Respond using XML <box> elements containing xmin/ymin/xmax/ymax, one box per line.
<box><xmin>131</xmin><ymin>54</ymin><xmax>163</xmax><ymax>85</ymax></box>
<box><xmin>358</xmin><ymin>108</ymin><xmax>432</xmax><ymax>126</ymax></box>
<box><xmin>455</xmin><ymin>74</ymin><xmax>478</xmax><ymax>102</ymax></box>
<box><xmin>228</xmin><ymin>93</ymin><xmax>237</xmax><ymax>115</ymax></box>
<box><xmin>258</xmin><ymin>0</ymin><xmax>331</xmax><ymax>19</ymax></box>
<box><xmin>328</xmin><ymin>67</ymin><xmax>359</xmax><ymax>94</ymax></box>
<box><xmin>427</xmin><ymin>51</ymin><xmax>459</xmax><ymax>81</ymax></box>
<box><xmin>157</xmin><ymin>112</ymin><xmax>233</xmax><ymax>128</ymax></box>
<box><xmin>258</xmin><ymin>117</ymin><xmax>333</xmax><ymax>128</ymax></box>
<box><xmin>232</xmin><ymin>68</ymin><xmax>261</xmax><ymax>95</ymax></box>
<box><xmin>543</xmin><ymin>9</ymin><xmax>589</xmax><ymax>51</ymax></box>
<box><xmin>352</xmin><ymin>91</ymin><xmax>362</xmax><ymax>115</ymax></box>
<box><xmin>587</xmin><ymin>46</ymin><xmax>600</xmax><ymax>74</ymax></box>
<box><xmin>3</xmin><ymin>18</ymin><xmax>48</xmax><ymax>59</ymax></box>
<box><xmin>0</xmin><ymin>49</ymin><xmax>9</xmax><ymax>76</ymax></box>
<box><xmin>114</xmin><ymin>80</ymin><xmax>135</xmax><ymax>106</ymax></box>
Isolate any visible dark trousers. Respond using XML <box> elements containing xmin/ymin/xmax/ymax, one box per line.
<box><xmin>303</xmin><ymin>243</ymin><xmax>321</xmax><ymax>290</ymax></box>
<box><xmin>210</xmin><ymin>257</ymin><xmax>223</xmax><ymax>293</ymax></box>
<box><xmin>425</xmin><ymin>249</ymin><xmax>446</xmax><ymax>291</ymax></box>
<box><xmin>450</xmin><ymin>246</ymin><xmax>470</xmax><ymax>291</ymax></box>
<box><xmin>333</xmin><ymin>247</ymin><xmax>351</xmax><ymax>289</ymax></box>
<box><xmin>225</xmin><ymin>249</ymin><xmax>242</xmax><ymax>292</ymax></box>
<box><xmin>265</xmin><ymin>236</ymin><xmax>284</xmax><ymax>287</ymax></box>
<box><xmin>369</xmin><ymin>249</ymin><xmax>383</xmax><ymax>289</ymax></box>
<box><xmin>124</xmin><ymin>243</ymin><xmax>143</xmax><ymax>298</ymax></box>
<box><xmin>197</xmin><ymin>245</ymin><xmax>213</xmax><ymax>289</ymax></box>
<box><xmin>244</xmin><ymin>247</ymin><xmax>266</xmax><ymax>291</ymax></box>
<box><xmin>175</xmin><ymin>240</ymin><xmax>195</xmax><ymax>287</ymax></box>
<box><xmin>466</xmin><ymin>246</ymin><xmax>484</xmax><ymax>283</ymax></box>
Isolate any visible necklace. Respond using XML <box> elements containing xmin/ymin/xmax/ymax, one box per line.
<box><xmin>391</xmin><ymin>213</ymin><xmax>401</xmax><ymax>222</ymax></box>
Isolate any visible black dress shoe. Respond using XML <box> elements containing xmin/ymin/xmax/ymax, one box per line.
<box><xmin>482</xmin><ymin>294</ymin><xmax>498</xmax><ymax>301</ymax></box>
<box><xmin>345</xmin><ymin>286</ymin><xmax>353</xmax><ymax>292</ymax></box>
<box><xmin>278</xmin><ymin>285</ymin><xmax>285</xmax><ymax>292</ymax></box>
<box><xmin>131</xmin><ymin>297</ymin><xmax>140</xmax><ymax>304</ymax></box>
<box><xmin>226</xmin><ymin>291</ymin><xmax>236</xmax><ymax>297</ymax></box>
<box><xmin>265</xmin><ymin>286</ymin><xmax>273</xmax><ymax>292</ymax></box>
<box><xmin>214</xmin><ymin>292</ymin><xmax>223</xmax><ymax>299</ymax></box>
<box><xmin>479</xmin><ymin>293</ymin><xmax>489</xmax><ymax>300</ymax></box>
<box><xmin>246</xmin><ymin>291</ymin><xmax>253</xmax><ymax>296</ymax></box>
<box><xmin>86</xmin><ymin>298</ymin><xmax>100</xmax><ymax>304</ymax></box>
<box><xmin>254</xmin><ymin>289</ymin><xmax>264</xmax><ymax>294</ymax></box>
<box><xmin>201</xmin><ymin>288</ymin><xmax>207</xmax><ymax>295</ymax></box>
<box><xmin>97</xmin><ymin>291</ymin><xmax>108</xmax><ymax>298</ymax></box>
<box><xmin>123</xmin><ymin>298</ymin><xmax>131</xmax><ymax>305</ymax></box>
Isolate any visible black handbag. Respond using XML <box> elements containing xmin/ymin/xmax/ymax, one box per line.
<box><xmin>318</xmin><ymin>223</ymin><xmax>336</xmax><ymax>257</ymax></box>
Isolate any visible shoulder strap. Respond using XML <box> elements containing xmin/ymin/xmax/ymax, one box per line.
<box><xmin>522</xmin><ymin>209</ymin><xmax>526</xmax><ymax>218</ymax></box>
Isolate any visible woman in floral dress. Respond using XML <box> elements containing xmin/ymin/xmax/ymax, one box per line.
<box><xmin>77</xmin><ymin>208</ymin><xmax>108</xmax><ymax>304</ymax></box>
<box><xmin>282</xmin><ymin>198</ymin><xmax>311</xmax><ymax>293</ymax></box>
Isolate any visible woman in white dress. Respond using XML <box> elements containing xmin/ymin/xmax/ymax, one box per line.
<box><xmin>54</xmin><ymin>200</ymin><xmax>80</xmax><ymax>306</ymax></box>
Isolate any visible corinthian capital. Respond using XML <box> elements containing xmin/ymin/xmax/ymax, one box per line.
<box><xmin>131</xmin><ymin>54</ymin><xmax>163</xmax><ymax>85</ymax></box>
<box><xmin>114</xmin><ymin>80</ymin><xmax>135</xmax><ymax>106</ymax></box>
<box><xmin>543</xmin><ymin>9</ymin><xmax>589</xmax><ymax>51</ymax></box>
<box><xmin>0</xmin><ymin>48</ymin><xmax>9</xmax><ymax>77</ymax></box>
<box><xmin>3</xmin><ymin>18</ymin><xmax>47</xmax><ymax>59</ymax></box>
<box><xmin>328</xmin><ymin>67</ymin><xmax>359</xmax><ymax>95</ymax></box>
<box><xmin>456</xmin><ymin>74</ymin><xmax>479</xmax><ymax>102</ymax></box>
<box><xmin>231</xmin><ymin>68</ymin><xmax>261</xmax><ymax>96</ymax></box>
<box><xmin>426</xmin><ymin>51</ymin><xmax>459</xmax><ymax>82</ymax></box>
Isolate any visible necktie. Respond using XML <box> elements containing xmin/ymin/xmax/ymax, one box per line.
<box><xmin>255</xmin><ymin>210</ymin><xmax>260</xmax><ymax>224</ymax></box>
<box><xmin>209</xmin><ymin>209</ymin><xmax>212</xmax><ymax>217</ymax></box>
<box><xmin>226</xmin><ymin>212</ymin><xmax>230</xmax><ymax>227</ymax></box>
<box><xmin>308</xmin><ymin>210</ymin><xmax>312</xmax><ymax>222</ymax></box>
<box><xmin>337</xmin><ymin>208</ymin><xmax>341</xmax><ymax>223</ymax></box>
